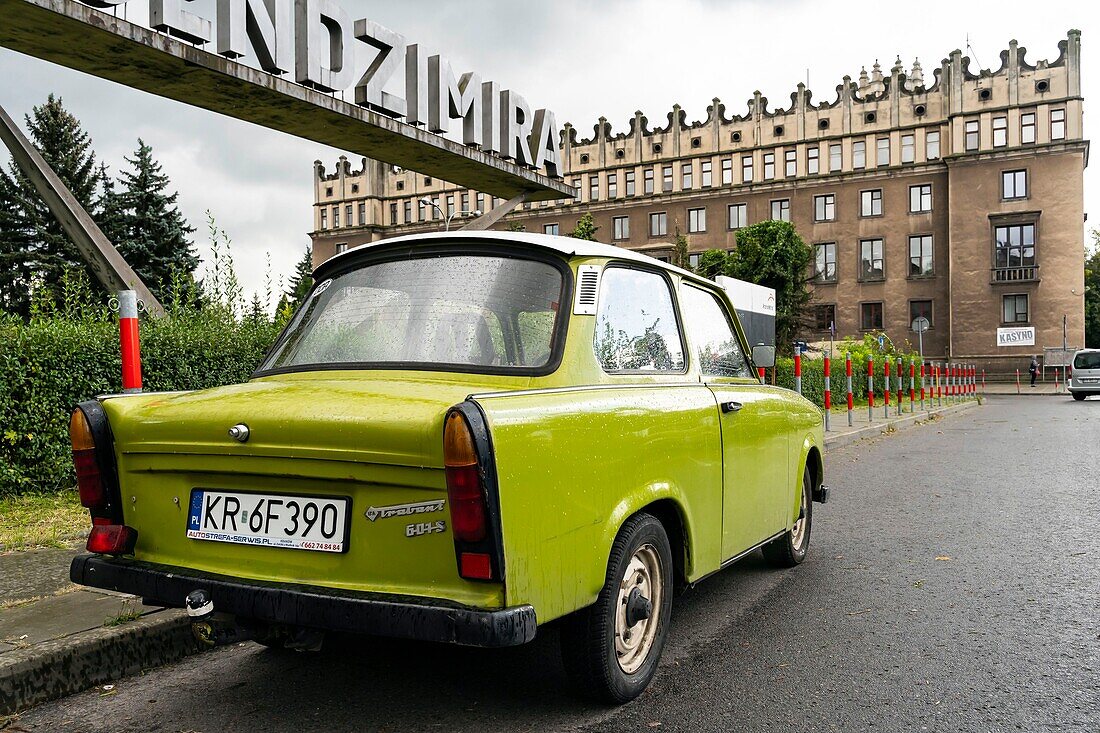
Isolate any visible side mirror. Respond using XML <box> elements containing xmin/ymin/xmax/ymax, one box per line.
<box><xmin>751</xmin><ymin>344</ymin><xmax>776</xmax><ymax>369</ymax></box>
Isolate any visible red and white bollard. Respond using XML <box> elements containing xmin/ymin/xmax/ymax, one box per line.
<box><xmin>867</xmin><ymin>356</ymin><xmax>875</xmax><ymax>422</ymax></box>
<box><xmin>794</xmin><ymin>345</ymin><xmax>802</xmax><ymax>396</ymax></box>
<box><xmin>846</xmin><ymin>352</ymin><xmax>854</xmax><ymax>427</ymax></box>
<box><xmin>1016</xmin><ymin>368</ymin><xmax>1021</xmax><ymax>394</ymax></box>
<box><xmin>758</xmin><ymin>366</ymin><xmax>765</xmax><ymax>382</ymax></box>
<box><xmin>118</xmin><ymin>290</ymin><xmax>142</xmax><ymax>393</ymax></box>
<box><xmin>909</xmin><ymin>358</ymin><xmax>916</xmax><ymax>410</ymax></box>
<box><xmin>896</xmin><ymin>359</ymin><xmax>903</xmax><ymax>415</ymax></box>
<box><xmin>883</xmin><ymin>356</ymin><xmax>891</xmax><ymax>418</ymax></box>
<box><xmin>823</xmin><ymin>352</ymin><xmax>831</xmax><ymax>432</ymax></box>
<box><xmin>920</xmin><ymin>361</ymin><xmax>926</xmax><ymax>411</ymax></box>
<box><xmin>937</xmin><ymin>364</ymin><xmax>943</xmax><ymax>406</ymax></box>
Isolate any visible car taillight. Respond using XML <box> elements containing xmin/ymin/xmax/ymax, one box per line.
<box><xmin>70</xmin><ymin>408</ymin><xmax>106</xmax><ymax>509</ymax></box>
<box><xmin>87</xmin><ymin>521</ymin><xmax>137</xmax><ymax>555</ymax></box>
<box><xmin>444</xmin><ymin>412</ymin><xmax>487</xmax><ymax>543</ymax></box>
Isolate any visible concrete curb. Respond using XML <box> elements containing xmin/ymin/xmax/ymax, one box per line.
<box><xmin>0</xmin><ymin>608</ymin><xmax>201</xmax><ymax>715</ymax></box>
<box><xmin>824</xmin><ymin>400</ymin><xmax>980</xmax><ymax>451</ymax></box>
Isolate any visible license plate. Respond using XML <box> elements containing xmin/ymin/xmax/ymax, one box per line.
<box><xmin>186</xmin><ymin>490</ymin><xmax>349</xmax><ymax>553</ymax></box>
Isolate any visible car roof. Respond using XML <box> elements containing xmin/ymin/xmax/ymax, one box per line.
<box><xmin>316</xmin><ymin>230</ymin><xmax>709</xmax><ymax>285</ymax></box>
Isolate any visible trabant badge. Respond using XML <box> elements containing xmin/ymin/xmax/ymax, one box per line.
<box><xmin>365</xmin><ymin>499</ymin><xmax>445</xmax><ymax>522</ymax></box>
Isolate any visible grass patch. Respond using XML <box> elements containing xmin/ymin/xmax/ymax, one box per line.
<box><xmin>0</xmin><ymin>490</ymin><xmax>87</xmax><ymax>551</ymax></box>
<box><xmin>103</xmin><ymin>600</ymin><xmax>142</xmax><ymax>627</ymax></box>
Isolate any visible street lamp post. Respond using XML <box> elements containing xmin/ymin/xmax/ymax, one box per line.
<box><xmin>420</xmin><ymin>197</ymin><xmax>481</xmax><ymax>231</ymax></box>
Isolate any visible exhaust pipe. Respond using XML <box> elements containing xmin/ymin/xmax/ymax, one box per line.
<box><xmin>185</xmin><ymin>589</ymin><xmax>324</xmax><ymax>650</ymax></box>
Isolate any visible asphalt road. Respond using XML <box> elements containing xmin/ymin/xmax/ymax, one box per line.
<box><xmin>15</xmin><ymin>396</ymin><xmax>1100</xmax><ymax>732</ymax></box>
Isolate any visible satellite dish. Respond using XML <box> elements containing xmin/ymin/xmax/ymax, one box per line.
<box><xmin>912</xmin><ymin>316</ymin><xmax>930</xmax><ymax>333</ymax></box>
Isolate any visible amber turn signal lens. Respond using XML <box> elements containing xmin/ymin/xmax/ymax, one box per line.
<box><xmin>69</xmin><ymin>408</ymin><xmax>95</xmax><ymax>451</ymax></box>
<box><xmin>443</xmin><ymin>412</ymin><xmax>478</xmax><ymax>467</ymax></box>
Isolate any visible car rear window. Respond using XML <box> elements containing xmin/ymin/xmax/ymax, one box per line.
<box><xmin>1074</xmin><ymin>352</ymin><xmax>1100</xmax><ymax>370</ymax></box>
<box><xmin>262</xmin><ymin>254</ymin><xmax>565</xmax><ymax>372</ymax></box>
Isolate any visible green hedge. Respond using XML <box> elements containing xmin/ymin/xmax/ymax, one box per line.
<box><xmin>774</xmin><ymin>353</ymin><xmax>926</xmax><ymax>406</ymax></box>
<box><xmin>0</xmin><ymin>313</ymin><xmax>282</xmax><ymax>495</ymax></box>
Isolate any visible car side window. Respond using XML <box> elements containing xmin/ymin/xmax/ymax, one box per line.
<box><xmin>593</xmin><ymin>267</ymin><xmax>685</xmax><ymax>372</ymax></box>
<box><xmin>679</xmin><ymin>285</ymin><xmax>753</xmax><ymax>379</ymax></box>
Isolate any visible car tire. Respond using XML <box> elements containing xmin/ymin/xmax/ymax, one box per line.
<box><xmin>559</xmin><ymin>513</ymin><xmax>673</xmax><ymax>704</ymax></box>
<box><xmin>1072</xmin><ymin>392</ymin><xmax>1086</xmax><ymax>401</ymax></box>
<box><xmin>763</xmin><ymin>465</ymin><xmax>813</xmax><ymax>568</ymax></box>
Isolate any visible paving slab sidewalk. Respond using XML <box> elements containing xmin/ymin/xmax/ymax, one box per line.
<box><xmin>0</xmin><ymin>397</ymin><xmax>981</xmax><ymax>716</ymax></box>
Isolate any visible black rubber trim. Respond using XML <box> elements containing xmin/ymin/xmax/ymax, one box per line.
<box><xmin>70</xmin><ymin>555</ymin><xmax>536</xmax><ymax>648</ymax></box>
<box><xmin>74</xmin><ymin>400</ymin><xmax>123</xmax><ymax>524</ymax></box>
<box><xmin>446</xmin><ymin>402</ymin><xmax>506</xmax><ymax>582</ymax></box>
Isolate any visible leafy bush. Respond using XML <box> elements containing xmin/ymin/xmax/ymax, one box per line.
<box><xmin>0</xmin><ymin>302</ymin><xmax>283</xmax><ymax>496</ymax></box>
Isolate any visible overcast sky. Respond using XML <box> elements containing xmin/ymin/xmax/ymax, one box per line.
<box><xmin>0</xmin><ymin>0</ymin><xmax>1095</xmax><ymax>307</ymax></box>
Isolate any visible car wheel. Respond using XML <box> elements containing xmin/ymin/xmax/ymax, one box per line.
<box><xmin>1072</xmin><ymin>392</ymin><xmax>1086</xmax><ymax>401</ymax></box>
<box><xmin>763</xmin><ymin>465</ymin><xmax>813</xmax><ymax>568</ymax></box>
<box><xmin>560</xmin><ymin>513</ymin><xmax>673</xmax><ymax>704</ymax></box>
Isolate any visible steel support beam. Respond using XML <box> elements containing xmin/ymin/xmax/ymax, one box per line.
<box><xmin>460</xmin><ymin>192</ymin><xmax>529</xmax><ymax>231</ymax></box>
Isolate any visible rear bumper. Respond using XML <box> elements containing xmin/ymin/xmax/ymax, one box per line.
<box><xmin>70</xmin><ymin>554</ymin><xmax>536</xmax><ymax>648</ymax></box>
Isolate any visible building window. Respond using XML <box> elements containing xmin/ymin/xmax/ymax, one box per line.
<box><xmin>650</xmin><ymin>212</ymin><xmax>668</xmax><ymax>237</ymax></box>
<box><xmin>860</xmin><ymin>189</ymin><xmax>883</xmax><ymax>217</ymax></box>
<box><xmin>688</xmin><ymin>207</ymin><xmax>706</xmax><ymax>233</ymax></box>
<box><xmin>608</xmin><ymin>173</ymin><xmax>618</xmax><ymax>199</ymax></box>
<box><xmin>901</xmin><ymin>134</ymin><xmax>915</xmax><ymax>163</ymax></box>
<box><xmin>682</xmin><ymin>163</ymin><xmax>693</xmax><ymax>190</ymax></box>
<box><xmin>571</xmin><ymin>177</ymin><xmax>581</xmax><ymax>195</ymax></box>
<box><xmin>644</xmin><ymin>168</ymin><xmax>655</xmax><ymax>195</ymax></box>
<box><xmin>992</xmin><ymin>116</ymin><xmax>1008</xmax><ymax>147</ymax></box>
<box><xmin>389</xmin><ymin>202</ymin><xmax>397</xmax><ymax>224</ymax></box>
<box><xmin>770</xmin><ymin>199</ymin><xmax>790</xmax><ymax>222</ymax></box>
<box><xmin>728</xmin><ymin>203</ymin><xmax>747</xmax><ymax>229</ymax></box>
<box><xmin>994</xmin><ymin>223</ymin><xmax>1036</xmax><ymax>269</ymax></box>
<box><xmin>476</xmin><ymin>193</ymin><xmax>485</xmax><ymax>211</ymax></box>
<box><xmin>351</xmin><ymin>184</ymin><xmax>359</xmax><ymax>194</ymax></box>
<box><xmin>1002</xmin><ymin>169</ymin><xmax>1027</xmax><ymax>200</ymax></box>
<box><xmin>1002</xmin><ymin>294</ymin><xmax>1029</xmax><ymax>324</ymax></box>
<box><xmin>418</xmin><ymin>199</ymin><xmax>427</xmax><ymax>221</ymax></box>
<box><xmin>965</xmin><ymin>119</ymin><xmax>979</xmax><ymax>151</ymax></box>
<box><xmin>853</xmin><ymin>141</ymin><xmax>866</xmax><ymax>169</ymax></box>
<box><xmin>589</xmin><ymin>175</ymin><xmax>599</xmax><ymax>202</ymax></box>
<box><xmin>909</xmin><ymin>235</ymin><xmax>934</xmax><ymax>276</ymax></box>
<box><xmin>424</xmin><ymin>177</ymin><xmax>432</xmax><ymax>186</ymax></box>
<box><xmin>320</xmin><ymin>209</ymin><xmax>328</xmax><ymax>229</ymax></box>
<box><xmin>325</xmin><ymin>186</ymin><xmax>333</xmax><ymax>197</ymax></box>
<box><xmin>1021</xmin><ymin>112</ymin><xmax>1036</xmax><ymax>144</ymax></box>
<box><xmin>335</xmin><ymin>242</ymin><xmax>348</xmax><ymax>254</ymax></box>
<box><xmin>662</xmin><ymin>165</ymin><xmax>673</xmax><ymax>193</ymax></box>
<box><xmin>784</xmin><ymin>149</ymin><xmax>797</xmax><ymax>177</ymax></box>
<box><xmin>763</xmin><ymin>152</ymin><xmax>775</xmax><ymax>180</ymax></box>
<box><xmin>876</xmin><ymin>137</ymin><xmax>890</xmax><ymax>166</ymax></box>
<box><xmin>701</xmin><ymin>160</ymin><xmax>713</xmax><ymax>188</ymax></box>
<box><xmin>461</xmin><ymin>193</ymin><xmax>469</xmax><ymax>212</ymax></box>
<box><xmin>814</xmin><ymin>304</ymin><xmax>837</xmax><ymax>331</ymax></box>
<box><xmin>721</xmin><ymin>158</ymin><xmax>733</xmax><ymax>185</ymax></box>
<box><xmin>403</xmin><ymin>200</ymin><xmax>412</xmax><ymax>223</ymax></box>
<box><xmin>345</xmin><ymin>204</ymin><xmax>354</xmax><ymax>226</ymax></box>
<box><xmin>741</xmin><ymin>155</ymin><xmax>753</xmax><ymax>183</ymax></box>
<box><xmin>815</xmin><ymin>242</ymin><xmax>837</xmax><ymax>282</ymax></box>
<box><xmin>860</xmin><ymin>238</ymin><xmax>885</xmax><ymax>281</ymax></box>
<box><xmin>442</xmin><ymin>195</ymin><xmax>452</xmax><ymax>217</ymax></box>
<box><xmin>814</xmin><ymin>194</ymin><xmax>836</xmax><ymax>222</ymax></box>
<box><xmin>829</xmin><ymin>144</ymin><xmax>842</xmax><ymax>172</ymax></box>
<box><xmin>396</xmin><ymin>181</ymin><xmax>405</xmax><ymax>191</ymax></box>
<box><xmin>688</xmin><ymin>253</ymin><xmax>701</xmax><ymax>270</ymax></box>
<box><xmin>807</xmin><ymin>147</ymin><xmax>820</xmax><ymax>175</ymax></box>
<box><xmin>926</xmin><ymin>130</ymin><xmax>941</xmax><ymax>160</ymax></box>
<box><xmin>544</xmin><ymin>223</ymin><xmax>559</xmax><ymax>235</ymax></box>
<box><xmin>909</xmin><ymin>184</ymin><xmax>932</xmax><ymax>213</ymax></box>
<box><xmin>613</xmin><ymin>216</ymin><xmax>630</xmax><ymax>240</ymax></box>
<box><xmin>625</xmin><ymin>170</ymin><xmax>636</xmax><ymax>196</ymax></box>
<box><xmin>332</xmin><ymin>206</ymin><xmax>340</xmax><ymax>228</ymax></box>
<box><xmin>1051</xmin><ymin>108</ymin><xmax>1066</xmax><ymax>140</ymax></box>
<box><xmin>860</xmin><ymin>302</ymin><xmax>884</xmax><ymax>330</ymax></box>
<box><xmin>909</xmin><ymin>300</ymin><xmax>933</xmax><ymax>329</ymax></box>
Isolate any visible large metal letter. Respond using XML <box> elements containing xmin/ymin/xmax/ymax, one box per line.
<box><xmin>529</xmin><ymin>108</ymin><xmax>561</xmax><ymax>177</ymax></box>
<box><xmin>294</xmin><ymin>0</ymin><xmax>354</xmax><ymax>92</ymax></box>
<box><xmin>150</xmin><ymin>0</ymin><xmax>212</xmax><ymax>44</ymax></box>
<box><xmin>499</xmin><ymin>89</ymin><xmax>534</xmax><ymax>166</ymax></box>
<box><xmin>404</xmin><ymin>43</ymin><xmax>428</xmax><ymax>126</ymax></box>
<box><xmin>480</xmin><ymin>80</ymin><xmax>500</xmax><ymax>154</ymax></box>
<box><xmin>352</xmin><ymin>19</ymin><xmax>406</xmax><ymax>118</ymax></box>
<box><xmin>428</xmin><ymin>55</ymin><xmax>481</xmax><ymax>145</ymax></box>
<box><xmin>216</xmin><ymin>0</ymin><xmax>291</xmax><ymax>74</ymax></box>
<box><xmin>81</xmin><ymin>0</ymin><xmax>127</xmax><ymax>8</ymax></box>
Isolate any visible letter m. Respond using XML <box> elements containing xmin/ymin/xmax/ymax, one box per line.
<box><xmin>428</xmin><ymin>55</ymin><xmax>482</xmax><ymax>147</ymax></box>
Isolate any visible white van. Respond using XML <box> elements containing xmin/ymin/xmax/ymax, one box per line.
<box><xmin>1069</xmin><ymin>349</ymin><xmax>1100</xmax><ymax>401</ymax></box>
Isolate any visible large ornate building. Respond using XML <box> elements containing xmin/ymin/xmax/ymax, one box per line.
<box><xmin>310</xmin><ymin>31</ymin><xmax>1087</xmax><ymax>370</ymax></box>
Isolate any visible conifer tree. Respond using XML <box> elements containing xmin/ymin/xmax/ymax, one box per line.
<box><xmin>114</xmin><ymin>139</ymin><xmax>198</xmax><ymax>299</ymax></box>
<box><xmin>0</xmin><ymin>95</ymin><xmax>103</xmax><ymax>316</ymax></box>
<box><xmin>284</xmin><ymin>247</ymin><xmax>314</xmax><ymax>312</ymax></box>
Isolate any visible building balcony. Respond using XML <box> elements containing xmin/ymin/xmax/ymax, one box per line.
<box><xmin>991</xmin><ymin>265</ymin><xmax>1040</xmax><ymax>284</ymax></box>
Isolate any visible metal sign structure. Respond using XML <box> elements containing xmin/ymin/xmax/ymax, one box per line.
<box><xmin>0</xmin><ymin>0</ymin><xmax>573</xmax><ymax>204</ymax></box>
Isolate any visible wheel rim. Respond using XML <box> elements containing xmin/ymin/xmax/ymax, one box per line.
<box><xmin>790</xmin><ymin>479</ymin><xmax>809</xmax><ymax>550</ymax></box>
<box><xmin>614</xmin><ymin>544</ymin><xmax>663</xmax><ymax>674</ymax></box>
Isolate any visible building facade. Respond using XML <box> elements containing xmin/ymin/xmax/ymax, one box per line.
<box><xmin>310</xmin><ymin>31</ymin><xmax>1088</xmax><ymax>370</ymax></box>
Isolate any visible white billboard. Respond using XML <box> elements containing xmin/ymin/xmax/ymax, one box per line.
<box><xmin>996</xmin><ymin>326</ymin><xmax>1036</xmax><ymax>347</ymax></box>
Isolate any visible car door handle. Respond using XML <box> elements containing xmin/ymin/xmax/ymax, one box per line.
<box><xmin>721</xmin><ymin>401</ymin><xmax>743</xmax><ymax>414</ymax></box>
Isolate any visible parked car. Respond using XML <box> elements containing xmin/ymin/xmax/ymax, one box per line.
<box><xmin>68</xmin><ymin>231</ymin><xmax>827</xmax><ymax>702</ymax></box>
<box><xmin>1069</xmin><ymin>348</ymin><xmax>1100</xmax><ymax>400</ymax></box>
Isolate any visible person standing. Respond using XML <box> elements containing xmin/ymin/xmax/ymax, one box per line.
<box><xmin>1029</xmin><ymin>355</ymin><xmax>1039</xmax><ymax>387</ymax></box>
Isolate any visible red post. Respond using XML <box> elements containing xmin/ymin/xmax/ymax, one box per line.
<box><xmin>896</xmin><ymin>359</ymin><xmax>903</xmax><ymax>413</ymax></box>
<box><xmin>794</xmin><ymin>347</ymin><xmax>802</xmax><ymax>395</ymax></box>
<box><xmin>920</xmin><ymin>362</ymin><xmax>926</xmax><ymax>404</ymax></box>
<box><xmin>909</xmin><ymin>359</ymin><xmax>916</xmax><ymax>407</ymax></box>
<box><xmin>846</xmin><ymin>353</ymin><xmax>854</xmax><ymax>427</ymax></box>
<box><xmin>1016</xmin><ymin>368</ymin><xmax>1021</xmax><ymax>394</ymax></box>
<box><xmin>823</xmin><ymin>354</ymin><xmax>831</xmax><ymax>432</ymax></box>
<box><xmin>118</xmin><ymin>290</ymin><xmax>142</xmax><ymax>393</ymax></box>
<box><xmin>868</xmin><ymin>357</ymin><xmax>875</xmax><ymax>413</ymax></box>
<box><xmin>758</xmin><ymin>366</ymin><xmax>765</xmax><ymax>381</ymax></box>
<box><xmin>884</xmin><ymin>358</ymin><xmax>890</xmax><ymax>407</ymax></box>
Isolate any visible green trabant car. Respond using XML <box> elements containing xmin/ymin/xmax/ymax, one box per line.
<box><xmin>69</xmin><ymin>231</ymin><xmax>826</xmax><ymax>702</ymax></box>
